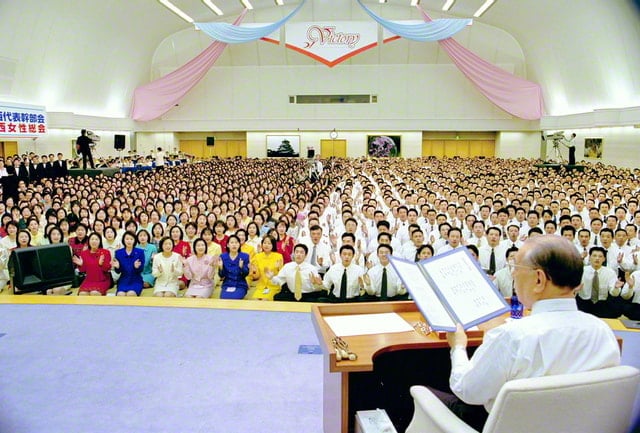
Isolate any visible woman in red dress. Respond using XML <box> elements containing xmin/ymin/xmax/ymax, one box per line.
<box><xmin>212</xmin><ymin>220</ymin><xmax>229</xmax><ymax>253</ymax></box>
<box><xmin>73</xmin><ymin>232</ymin><xmax>112</xmax><ymax>296</ymax></box>
<box><xmin>274</xmin><ymin>220</ymin><xmax>295</xmax><ymax>264</ymax></box>
<box><xmin>169</xmin><ymin>225</ymin><xmax>191</xmax><ymax>290</ymax></box>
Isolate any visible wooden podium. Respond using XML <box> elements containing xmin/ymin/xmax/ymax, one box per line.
<box><xmin>311</xmin><ymin>301</ymin><xmax>491</xmax><ymax>433</ymax></box>
<box><xmin>312</xmin><ymin>301</ymin><xmax>627</xmax><ymax>433</ymax></box>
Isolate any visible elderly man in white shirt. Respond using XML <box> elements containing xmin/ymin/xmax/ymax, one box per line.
<box><xmin>445</xmin><ymin>235</ymin><xmax>620</xmax><ymax>430</ymax></box>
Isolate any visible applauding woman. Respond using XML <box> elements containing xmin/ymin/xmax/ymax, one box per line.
<box><xmin>152</xmin><ymin>237</ymin><xmax>184</xmax><ymax>298</ymax></box>
<box><xmin>136</xmin><ymin>229</ymin><xmax>157</xmax><ymax>288</ymax></box>
<box><xmin>250</xmin><ymin>236</ymin><xmax>283</xmax><ymax>301</ymax></box>
<box><xmin>218</xmin><ymin>235</ymin><xmax>250</xmax><ymax>299</ymax></box>
<box><xmin>113</xmin><ymin>231</ymin><xmax>145</xmax><ymax>297</ymax></box>
<box><xmin>183</xmin><ymin>238</ymin><xmax>217</xmax><ymax>299</ymax></box>
<box><xmin>73</xmin><ymin>233</ymin><xmax>112</xmax><ymax>296</ymax></box>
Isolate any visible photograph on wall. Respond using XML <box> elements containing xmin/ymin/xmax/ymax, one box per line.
<box><xmin>584</xmin><ymin>138</ymin><xmax>603</xmax><ymax>159</ymax></box>
<box><xmin>267</xmin><ymin>135</ymin><xmax>300</xmax><ymax>157</ymax></box>
<box><xmin>367</xmin><ymin>135</ymin><xmax>401</xmax><ymax>157</ymax></box>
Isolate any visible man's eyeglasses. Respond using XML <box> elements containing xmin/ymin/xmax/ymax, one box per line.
<box><xmin>507</xmin><ymin>260</ymin><xmax>538</xmax><ymax>273</ymax></box>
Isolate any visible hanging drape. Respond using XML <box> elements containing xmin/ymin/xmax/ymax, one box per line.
<box><xmin>195</xmin><ymin>0</ymin><xmax>306</xmax><ymax>43</ymax></box>
<box><xmin>356</xmin><ymin>0</ymin><xmax>470</xmax><ymax>41</ymax></box>
<box><xmin>130</xmin><ymin>11</ymin><xmax>247</xmax><ymax>121</ymax></box>
<box><xmin>418</xmin><ymin>6</ymin><xmax>544</xmax><ymax>120</ymax></box>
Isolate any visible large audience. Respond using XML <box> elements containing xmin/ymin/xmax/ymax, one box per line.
<box><xmin>0</xmin><ymin>153</ymin><xmax>639</xmax><ymax>319</ymax></box>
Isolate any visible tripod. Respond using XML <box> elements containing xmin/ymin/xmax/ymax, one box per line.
<box><xmin>551</xmin><ymin>140</ymin><xmax>566</xmax><ymax>163</ymax></box>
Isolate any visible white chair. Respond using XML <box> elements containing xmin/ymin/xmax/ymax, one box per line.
<box><xmin>405</xmin><ymin>365</ymin><xmax>640</xmax><ymax>433</ymax></box>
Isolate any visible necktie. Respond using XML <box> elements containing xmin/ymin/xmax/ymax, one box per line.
<box><xmin>502</xmin><ymin>229</ymin><xmax>507</xmax><ymax>240</ymax></box>
<box><xmin>603</xmin><ymin>250</ymin><xmax>608</xmax><ymax>267</ymax></box>
<box><xmin>310</xmin><ymin>245</ymin><xmax>317</xmax><ymax>266</ymax></box>
<box><xmin>294</xmin><ymin>265</ymin><xmax>303</xmax><ymax>301</ymax></box>
<box><xmin>340</xmin><ymin>268</ymin><xmax>347</xmax><ymax>300</ymax></box>
<box><xmin>489</xmin><ymin>248</ymin><xmax>496</xmax><ymax>275</ymax></box>
<box><xmin>381</xmin><ymin>267</ymin><xmax>388</xmax><ymax>301</ymax></box>
<box><xmin>591</xmin><ymin>270</ymin><xmax>600</xmax><ymax>303</ymax></box>
<box><xmin>594</xmin><ymin>235</ymin><xmax>598</xmax><ymax>246</ymax></box>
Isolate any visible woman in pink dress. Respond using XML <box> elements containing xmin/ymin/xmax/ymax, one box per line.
<box><xmin>184</xmin><ymin>238</ymin><xmax>217</xmax><ymax>298</ymax></box>
<box><xmin>73</xmin><ymin>233</ymin><xmax>112</xmax><ymax>296</ymax></box>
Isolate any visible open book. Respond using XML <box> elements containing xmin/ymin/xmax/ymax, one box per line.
<box><xmin>388</xmin><ymin>248</ymin><xmax>509</xmax><ymax>332</ymax></box>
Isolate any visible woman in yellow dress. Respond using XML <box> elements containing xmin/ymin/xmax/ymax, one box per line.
<box><xmin>249</xmin><ymin>236</ymin><xmax>283</xmax><ymax>301</ymax></box>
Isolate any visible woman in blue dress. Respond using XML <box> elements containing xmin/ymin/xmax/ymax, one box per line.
<box><xmin>136</xmin><ymin>229</ymin><xmax>157</xmax><ymax>288</ymax></box>
<box><xmin>113</xmin><ymin>231</ymin><xmax>145</xmax><ymax>296</ymax></box>
<box><xmin>218</xmin><ymin>235</ymin><xmax>250</xmax><ymax>299</ymax></box>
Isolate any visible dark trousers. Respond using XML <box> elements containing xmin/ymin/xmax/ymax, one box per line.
<box><xmin>428</xmin><ymin>387</ymin><xmax>488</xmax><ymax>431</ymax></box>
<box><xmin>81</xmin><ymin>149</ymin><xmax>95</xmax><ymax>169</ymax></box>
<box><xmin>576</xmin><ymin>297</ymin><xmax>621</xmax><ymax>318</ymax></box>
<box><xmin>373</xmin><ymin>346</ymin><xmax>479</xmax><ymax>432</ymax></box>
<box><xmin>624</xmin><ymin>302</ymin><xmax>640</xmax><ymax>320</ymax></box>
<box><xmin>273</xmin><ymin>287</ymin><xmax>323</xmax><ymax>302</ymax></box>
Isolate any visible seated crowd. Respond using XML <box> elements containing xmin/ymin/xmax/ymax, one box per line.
<box><xmin>0</xmin><ymin>154</ymin><xmax>639</xmax><ymax>319</ymax></box>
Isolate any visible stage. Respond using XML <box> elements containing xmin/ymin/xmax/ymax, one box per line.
<box><xmin>534</xmin><ymin>163</ymin><xmax>586</xmax><ymax>172</ymax></box>
<box><xmin>68</xmin><ymin>167</ymin><xmax>120</xmax><ymax>178</ymax></box>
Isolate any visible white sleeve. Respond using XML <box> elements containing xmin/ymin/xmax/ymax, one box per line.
<box><xmin>449</xmin><ymin>326</ymin><xmax>515</xmax><ymax>406</ymax></box>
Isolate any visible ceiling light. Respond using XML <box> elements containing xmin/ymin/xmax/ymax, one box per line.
<box><xmin>410</xmin><ymin>0</ymin><xmax>420</xmax><ymax>6</ymax></box>
<box><xmin>379</xmin><ymin>0</ymin><xmax>387</xmax><ymax>3</ymax></box>
<box><xmin>202</xmin><ymin>0</ymin><xmax>224</xmax><ymax>15</ymax></box>
<box><xmin>158</xmin><ymin>0</ymin><xmax>194</xmax><ymax>23</ymax></box>
<box><xmin>473</xmin><ymin>0</ymin><xmax>495</xmax><ymax>17</ymax></box>
<box><xmin>274</xmin><ymin>0</ymin><xmax>284</xmax><ymax>5</ymax></box>
<box><xmin>240</xmin><ymin>0</ymin><xmax>254</xmax><ymax>9</ymax></box>
<box><xmin>442</xmin><ymin>0</ymin><xmax>454</xmax><ymax>11</ymax></box>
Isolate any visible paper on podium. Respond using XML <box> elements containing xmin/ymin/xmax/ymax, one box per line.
<box><xmin>324</xmin><ymin>312</ymin><xmax>415</xmax><ymax>337</ymax></box>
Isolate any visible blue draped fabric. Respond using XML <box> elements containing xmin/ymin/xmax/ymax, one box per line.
<box><xmin>356</xmin><ymin>0</ymin><xmax>471</xmax><ymax>41</ymax></box>
<box><xmin>196</xmin><ymin>0</ymin><xmax>306</xmax><ymax>43</ymax></box>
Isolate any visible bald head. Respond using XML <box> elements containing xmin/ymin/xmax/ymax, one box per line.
<box><xmin>519</xmin><ymin>235</ymin><xmax>584</xmax><ymax>290</ymax></box>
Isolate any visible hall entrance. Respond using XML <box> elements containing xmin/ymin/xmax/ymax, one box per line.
<box><xmin>320</xmin><ymin>139</ymin><xmax>347</xmax><ymax>158</ymax></box>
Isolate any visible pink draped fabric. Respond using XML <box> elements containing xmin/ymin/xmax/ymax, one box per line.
<box><xmin>418</xmin><ymin>7</ymin><xmax>544</xmax><ymax>120</ymax></box>
<box><xmin>131</xmin><ymin>10</ymin><xmax>247</xmax><ymax>122</ymax></box>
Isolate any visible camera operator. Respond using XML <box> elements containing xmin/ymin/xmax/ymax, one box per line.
<box><xmin>76</xmin><ymin>129</ymin><xmax>95</xmax><ymax>170</ymax></box>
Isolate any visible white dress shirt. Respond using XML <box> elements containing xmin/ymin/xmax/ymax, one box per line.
<box><xmin>450</xmin><ymin>298</ymin><xmax>620</xmax><ymax>412</ymax></box>
<box><xmin>578</xmin><ymin>265</ymin><xmax>620</xmax><ymax>301</ymax></box>
<box><xmin>271</xmin><ymin>261</ymin><xmax>320</xmax><ymax>294</ymax></box>
<box><xmin>478</xmin><ymin>244</ymin><xmax>507</xmax><ymax>273</ymax></box>
<box><xmin>365</xmin><ymin>264</ymin><xmax>405</xmax><ymax>297</ymax></box>
<box><xmin>621</xmin><ymin>270</ymin><xmax>640</xmax><ymax>304</ymax></box>
<box><xmin>299</xmin><ymin>239</ymin><xmax>332</xmax><ymax>270</ymax></box>
<box><xmin>492</xmin><ymin>267</ymin><xmax>513</xmax><ymax>298</ymax></box>
<box><xmin>322</xmin><ymin>263</ymin><xmax>365</xmax><ymax>298</ymax></box>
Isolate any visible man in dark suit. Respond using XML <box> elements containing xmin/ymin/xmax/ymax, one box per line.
<box><xmin>53</xmin><ymin>153</ymin><xmax>69</xmax><ymax>178</ymax></box>
<box><xmin>35</xmin><ymin>155</ymin><xmax>47</xmax><ymax>182</ymax></box>
<box><xmin>18</xmin><ymin>157</ymin><xmax>30</xmax><ymax>184</ymax></box>
<box><xmin>44</xmin><ymin>154</ymin><xmax>55</xmax><ymax>179</ymax></box>
<box><xmin>76</xmin><ymin>129</ymin><xmax>95</xmax><ymax>170</ymax></box>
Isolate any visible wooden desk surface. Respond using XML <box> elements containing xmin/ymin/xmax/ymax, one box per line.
<box><xmin>312</xmin><ymin>301</ymin><xmax>628</xmax><ymax>373</ymax></box>
<box><xmin>311</xmin><ymin>301</ymin><xmax>492</xmax><ymax>373</ymax></box>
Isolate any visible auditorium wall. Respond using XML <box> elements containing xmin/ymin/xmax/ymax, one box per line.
<box><xmin>11</xmin><ymin>127</ymin><xmax>639</xmax><ymax>170</ymax></box>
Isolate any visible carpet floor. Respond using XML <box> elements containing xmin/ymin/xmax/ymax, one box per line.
<box><xmin>0</xmin><ymin>304</ymin><xmax>323</xmax><ymax>433</ymax></box>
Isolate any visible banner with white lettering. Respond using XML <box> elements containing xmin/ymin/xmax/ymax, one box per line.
<box><xmin>0</xmin><ymin>102</ymin><xmax>47</xmax><ymax>137</ymax></box>
<box><xmin>285</xmin><ymin>21</ymin><xmax>378</xmax><ymax>67</ymax></box>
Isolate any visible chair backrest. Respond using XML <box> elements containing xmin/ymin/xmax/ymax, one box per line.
<box><xmin>483</xmin><ymin>365</ymin><xmax>640</xmax><ymax>433</ymax></box>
